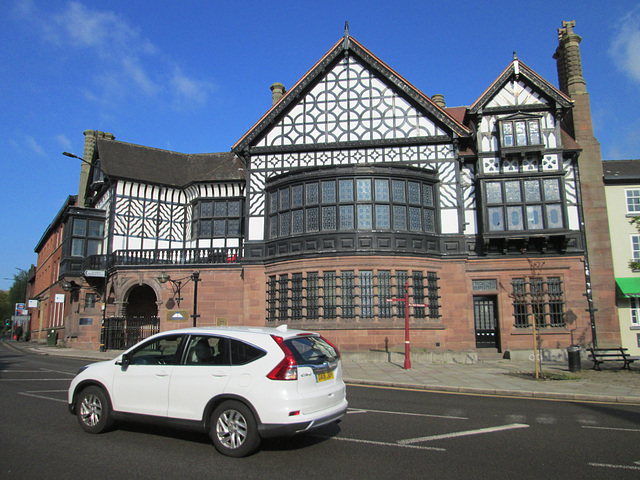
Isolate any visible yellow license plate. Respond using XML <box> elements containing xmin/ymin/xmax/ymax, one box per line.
<box><xmin>316</xmin><ymin>371</ymin><xmax>334</xmax><ymax>382</ymax></box>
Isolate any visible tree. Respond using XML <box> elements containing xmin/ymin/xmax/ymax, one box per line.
<box><xmin>8</xmin><ymin>268</ymin><xmax>29</xmax><ymax>307</ymax></box>
<box><xmin>0</xmin><ymin>290</ymin><xmax>10</xmax><ymax>327</ymax></box>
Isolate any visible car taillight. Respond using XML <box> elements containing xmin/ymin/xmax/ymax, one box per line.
<box><xmin>267</xmin><ymin>335</ymin><xmax>298</xmax><ymax>380</ymax></box>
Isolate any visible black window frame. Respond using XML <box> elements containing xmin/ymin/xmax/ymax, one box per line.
<box><xmin>267</xmin><ymin>171</ymin><xmax>438</xmax><ymax>240</ymax></box>
<box><xmin>191</xmin><ymin>198</ymin><xmax>243</xmax><ymax>240</ymax></box>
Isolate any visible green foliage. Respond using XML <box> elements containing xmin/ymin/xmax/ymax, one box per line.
<box><xmin>0</xmin><ymin>290</ymin><xmax>10</xmax><ymax>324</ymax></box>
<box><xmin>631</xmin><ymin>216</ymin><xmax>640</xmax><ymax>271</ymax></box>
<box><xmin>0</xmin><ymin>269</ymin><xmax>29</xmax><ymax>323</ymax></box>
<box><xmin>8</xmin><ymin>269</ymin><xmax>28</xmax><ymax>307</ymax></box>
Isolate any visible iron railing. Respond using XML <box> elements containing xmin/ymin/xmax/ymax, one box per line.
<box><xmin>85</xmin><ymin>247</ymin><xmax>242</xmax><ymax>272</ymax></box>
<box><xmin>103</xmin><ymin>316</ymin><xmax>160</xmax><ymax>350</ymax></box>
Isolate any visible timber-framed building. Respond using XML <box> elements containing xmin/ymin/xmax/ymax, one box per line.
<box><xmin>29</xmin><ymin>21</ymin><xmax>620</xmax><ymax>357</ymax></box>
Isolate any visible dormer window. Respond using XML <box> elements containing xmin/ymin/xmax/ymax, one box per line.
<box><xmin>500</xmin><ymin>117</ymin><xmax>542</xmax><ymax>149</ymax></box>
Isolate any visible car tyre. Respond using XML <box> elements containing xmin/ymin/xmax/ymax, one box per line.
<box><xmin>210</xmin><ymin>401</ymin><xmax>260</xmax><ymax>457</ymax></box>
<box><xmin>76</xmin><ymin>386</ymin><xmax>114</xmax><ymax>434</ymax></box>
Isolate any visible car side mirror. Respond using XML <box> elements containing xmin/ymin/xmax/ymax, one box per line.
<box><xmin>117</xmin><ymin>353</ymin><xmax>131</xmax><ymax>369</ymax></box>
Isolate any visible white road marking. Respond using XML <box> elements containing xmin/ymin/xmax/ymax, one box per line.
<box><xmin>0</xmin><ymin>378</ymin><xmax>71</xmax><ymax>381</ymax></box>
<box><xmin>40</xmin><ymin>368</ymin><xmax>76</xmax><ymax>376</ymax></box>
<box><xmin>582</xmin><ymin>425</ymin><xmax>640</xmax><ymax>433</ymax></box>
<box><xmin>589</xmin><ymin>463</ymin><xmax>640</xmax><ymax>471</ymax></box>
<box><xmin>347</xmin><ymin>407</ymin><xmax>467</xmax><ymax>420</ymax></box>
<box><xmin>398</xmin><ymin>423</ymin><xmax>529</xmax><ymax>445</ymax></box>
<box><xmin>18</xmin><ymin>392</ymin><xmax>67</xmax><ymax>403</ymax></box>
<box><xmin>318</xmin><ymin>435</ymin><xmax>446</xmax><ymax>452</ymax></box>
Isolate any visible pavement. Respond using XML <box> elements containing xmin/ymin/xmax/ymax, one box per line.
<box><xmin>4</xmin><ymin>340</ymin><xmax>640</xmax><ymax>405</ymax></box>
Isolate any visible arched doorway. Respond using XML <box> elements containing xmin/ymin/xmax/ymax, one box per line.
<box><xmin>126</xmin><ymin>285</ymin><xmax>158</xmax><ymax>320</ymax></box>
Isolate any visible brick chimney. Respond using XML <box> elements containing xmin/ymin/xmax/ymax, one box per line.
<box><xmin>78</xmin><ymin>130</ymin><xmax>115</xmax><ymax>207</ymax></box>
<box><xmin>270</xmin><ymin>82</ymin><xmax>286</xmax><ymax>106</ymax></box>
<box><xmin>554</xmin><ymin>21</ymin><xmax>618</xmax><ymax>347</ymax></box>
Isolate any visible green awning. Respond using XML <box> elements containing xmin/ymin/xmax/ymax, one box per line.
<box><xmin>616</xmin><ymin>277</ymin><xmax>640</xmax><ymax>297</ymax></box>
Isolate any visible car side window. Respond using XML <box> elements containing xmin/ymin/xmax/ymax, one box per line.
<box><xmin>185</xmin><ymin>336</ymin><xmax>231</xmax><ymax>366</ymax></box>
<box><xmin>229</xmin><ymin>339</ymin><xmax>266</xmax><ymax>365</ymax></box>
<box><xmin>128</xmin><ymin>335</ymin><xmax>185</xmax><ymax>365</ymax></box>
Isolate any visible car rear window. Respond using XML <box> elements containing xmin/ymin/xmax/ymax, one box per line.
<box><xmin>285</xmin><ymin>335</ymin><xmax>339</xmax><ymax>366</ymax></box>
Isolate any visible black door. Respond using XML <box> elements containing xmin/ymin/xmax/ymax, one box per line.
<box><xmin>474</xmin><ymin>295</ymin><xmax>499</xmax><ymax>349</ymax></box>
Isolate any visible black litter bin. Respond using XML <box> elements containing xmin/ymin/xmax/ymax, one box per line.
<box><xmin>47</xmin><ymin>329</ymin><xmax>57</xmax><ymax>347</ymax></box>
<box><xmin>567</xmin><ymin>346</ymin><xmax>581</xmax><ymax>372</ymax></box>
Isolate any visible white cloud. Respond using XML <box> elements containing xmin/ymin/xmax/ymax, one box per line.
<box><xmin>171</xmin><ymin>67</ymin><xmax>215</xmax><ymax>107</ymax></box>
<box><xmin>15</xmin><ymin>1</ymin><xmax>212</xmax><ymax>108</ymax></box>
<box><xmin>610</xmin><ymin>6</ymin><xmax>640</xmax><ymax>83</ymax></box>
<box><xmin>25</xmin><ymin>135</ymin><xmax>46</xmax><ymax>156</ymax></box>
<box><xmin>55</xmin><ymin>134</ymin><xmax>73</xmax><ymax>150</ymax></box>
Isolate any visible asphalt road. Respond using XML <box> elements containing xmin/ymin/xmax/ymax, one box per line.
<box><xmin>1</xmin><ymin>342</ymin><xmax>640</xmax><ymax>479</ymax></box>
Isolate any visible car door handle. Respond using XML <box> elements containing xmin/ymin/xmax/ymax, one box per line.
<box><xmin>155</xmin><ymin>372</ymin><xmax>169</xmax><ymax>377</ymax></box>
<box><xmin>211</xmin><ymin>372</ymin><xmax>229</xmax><ymax>377</ymax></box>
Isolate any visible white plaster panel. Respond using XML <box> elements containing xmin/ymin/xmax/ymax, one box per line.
<box><xmin>440</xmin><ymin>209</ymin><xmax>459</xmax><ymax>234</ymax></box>
<box><xmin>464</xmin><ymin>210</ymin><xmax>477</xmax><ymax>235</ymax></box>
<box><xmin>249</xmin><ymin>217</ymin><xmax>265</xmax><ymax>241</ymax></box>
<box><xmin>567</xmin><ymin>205</ymin><xmax>580</xmax><ymax>231</ymax></box>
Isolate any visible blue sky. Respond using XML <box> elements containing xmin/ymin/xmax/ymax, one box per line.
<box><xmin>1</xmin><ymin>0</ymin><xmax>639</xmax><ymax>291</ymax></box>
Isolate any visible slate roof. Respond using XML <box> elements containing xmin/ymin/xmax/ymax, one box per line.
<box><xmin>96</xmin><ymin>138</ymin><xmax>245</xmax><ymax>187</ymax></box>
<box><xmin>602</xmin><ymin>159</ymin><xmax>640</xmax><ymax>183</ymax></box>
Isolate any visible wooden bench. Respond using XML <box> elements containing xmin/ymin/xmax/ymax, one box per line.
<box><xmin>587</xmin><ymin>348</ymin><xmax>639</xmax><ymax>370</ymax></box>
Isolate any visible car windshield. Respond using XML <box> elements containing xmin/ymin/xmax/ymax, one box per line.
<box><xmin>285</xmin><ymin>335</ymin><xmax>338</xmax><ymax>365</ymax></box>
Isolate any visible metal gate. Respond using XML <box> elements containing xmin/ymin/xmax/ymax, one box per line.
<box><xmin>474</xmin><ymin>296</ymin><xmax>499</xmax><ymax>349</ymax></box>
<box><xmin>103</xmin><ymin>317</ymin><xmax>160</xmax><ymax>350</ymax></box>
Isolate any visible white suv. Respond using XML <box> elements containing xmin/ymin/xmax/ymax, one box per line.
<box><xmin>68</xmin><ymin>325</ymin><xmax>347</xmax><ymax>457</ymax></box>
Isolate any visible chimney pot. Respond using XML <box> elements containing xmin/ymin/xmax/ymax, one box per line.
<box><xmin>270</xmin><ymin>82</ymin><xmax>286</xmax><ymax>106</ymax></box>
<box><xmin>431</xmin><ymin>94</ymin><xmax>446</xmax><ymax>108</ymax></box>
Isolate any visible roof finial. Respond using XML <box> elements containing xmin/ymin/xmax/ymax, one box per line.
<box><xmin>513</xmin><ymin>51</ymin><xmax>518</xmax><ymax>60</ymax></box>
<box><xmin>343</xmin><ymin>21</ymin><xmax>350</xmax><ymax>51</ymax></box>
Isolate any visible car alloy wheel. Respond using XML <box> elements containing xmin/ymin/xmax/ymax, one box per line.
<box><xmin>210</xmin><ymin>401</ymin><xmax>260</xmax><ymax>457</ymax></box>
<box><xmin>76</xmin><ymin>386</ymin><xmax>113</xmax><ymax>433</ymax></box>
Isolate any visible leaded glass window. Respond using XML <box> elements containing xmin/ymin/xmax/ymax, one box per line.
<box><xmin>323</xmin><ymin>181</ymin><xmax>336</xmax><ymax>203</ymax></box>
<box><xmin>338</xmin><ymin>179</ymin><xmax>352</xmax><ymax>202</ymax></box>
<box><xmin>356</xmin><ymin>179</ymin><xmax>372</xmax><ymax>201</ymax></box>
<box><xmin>486</xmin><ymin>182</ymin><xmax>503</xmax><ymax>204</ymax></box>
<box><xmin>267</xmin><ymin>173</ymin><xmax>437</xmax><ymax>238</ymax></box>
<box><xmin>340</xmin><ymin>205</ymin><xmax>354</xmax><ymax>229</ymax></box>
<box><xmin>306</xmin><ymin>183</ymin><xmax>319</xmax><ymax>204</ymax></box>
<box><xmin>292</xmin><ymin>185</ymin><xmax>303</xmax><ymax>208</ymax></box>
<box><xmin>192</xmin><ymin>199</ymin><xmax>243</xmax><ymax>240</ymax></box>
<box><xmin>357</xmin><ymin>205</ymin><xmax>372</xmax><ymax>229</ymax></box>
<box><xmin>483</xmin><ymin>177</ymin><xmax>565</xmax><ymax>233</ymax></box>
<box><xmin>505</xmin><ymin>181</ymin><xmax>521</xmax><ymax>203</ymax></box>
<box><xmin>392</xmin><ymin>180</ymin><xmax>406</xmax><ymax>203</ymax></box>
<box><xmin>543</xmin><ymin>179</ymin><xmax>560</xmax><ymax>201</ymax></box>
<box><xmin>500</xmin><ymin>118</ymin><xmax>542</xmax><ymax>148</ymax></box>
<box><xmin>375</xmin><ymin>205</ymin><xmax>390</xmax><ymax>229</ymax></box>
<box><xmin>375</xmin><ymin>179</ymin><xmax>389</xmax><ymax>201</ymax></box>
<box><xmin>322</xmin><ymin>206</ymin><xmax>336</xmax><ymax>230</ymax></box>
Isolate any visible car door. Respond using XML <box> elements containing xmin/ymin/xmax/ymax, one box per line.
<box><xmin>111</xmin><ymin>334</ymin><xmax>185</xmax><ymax>417</ymax></box>
<box><xmin>167</xmin><ymin>335</ymin><xmax>232</xmax><ymax>420</ymax></box>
